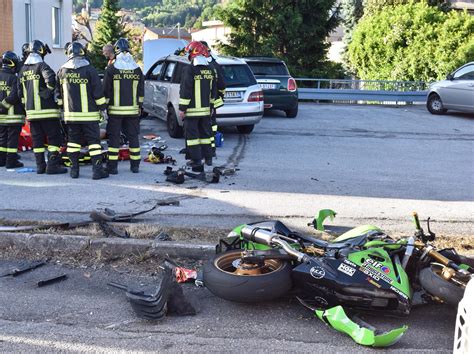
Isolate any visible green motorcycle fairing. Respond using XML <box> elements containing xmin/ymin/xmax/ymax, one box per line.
<box><xmin>333</xmin><ymin>225</ymin><xmax>382</xmax><ymax>243</ymax></box>
<box><xmin>315</xmin><ymin>306</ymin><xmax>408</xmax><ymax>347</ymax></box>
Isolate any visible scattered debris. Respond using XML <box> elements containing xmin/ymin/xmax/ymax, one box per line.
<box><xmin>37</xmin><ymin>274</ymin><xmax>68</xmax><ymax>287</ymax></box>
<box><xmin>98</xmin><ymin>222</ymin><xmax>130</xmax><ymax>239</ymax></box>
<box><xmin>0</xmin><ymin>260</ymin><xmax>46</xmax><ymax>277</ymax></box>
<box><xmin>16</xmin><ymin>168</ymin><xmax>36</xmax><ymax>173</ymax></box>
<box><xmin>175</xmin><ymin>267</ymin><xmax>197</xmax><ymax>283</ymax></box>
<box><xmin>155</xmin><ymin>232</ymin><xmax>172</xmax><ymax>242</ymax></box>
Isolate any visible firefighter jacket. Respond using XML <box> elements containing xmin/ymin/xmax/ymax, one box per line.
<box><xmin>179</xmin><ymin>58</ymin><xmax>217</xmax><ymax>117</ymax></box>
<box><xmin>208</xmin><ymin>58</ymin><xmax>226</xmax><ymax>109</ymax></box>
<box><xmin>18</xmin><ymin>53</ymin><xmax>60</xmax><ymax>120</ymax></box>
<box><xmin>56</xmin><ymin>57</ymin><xmax>106</xmax><ymax>123</ymax></box>
<box><xmin>103</xmin><ymin>53</ymin><xmax>144</xmax><ymax>117</ymax></box>
<box><xmin>0</xmin><ymin>68</ymin><xmax>25</xmax><ymax>125</ymax></box>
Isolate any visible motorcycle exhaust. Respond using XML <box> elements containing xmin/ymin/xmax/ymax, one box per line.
<box><xmin>241</xmin><ymin>226</ymin><xmax>310</xmax><ymax>263</ymax></box>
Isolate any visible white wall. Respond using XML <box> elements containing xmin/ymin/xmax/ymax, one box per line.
<box><xmin>12</xmin><ymin>0</ymin><xmax>72</xmax><ymax>72</ymax></box>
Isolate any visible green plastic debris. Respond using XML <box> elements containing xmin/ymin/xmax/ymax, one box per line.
<box><xmin>315</xmin><ymin>306</ymin><xmax>408</xmax><ymax>347</ymax></box>
<box><xmin>311</xmin><ymin>209</ymin><xmax>337</xmax><ymax>231</ymax></box>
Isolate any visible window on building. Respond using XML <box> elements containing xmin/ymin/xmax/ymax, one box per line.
<box><xmin>25</xmin><ymin>2</ymin><xmax>32</xmax><ymax>42</ymax></box>
<box><xmin>52</xmin><ymin>6</ymin><xmax>61</xmax><ymax>47</ymax></box>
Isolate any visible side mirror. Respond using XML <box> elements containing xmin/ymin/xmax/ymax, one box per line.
<box><xmin>446</xmin><ymin>74</ymin><xmax>454</xmax><ymax>80</ymax></box>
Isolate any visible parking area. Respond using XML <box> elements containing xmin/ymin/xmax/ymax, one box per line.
<box><xmin>0</xmin><ymin>103</ymin><xmax>472</xmax><ymax>236</ymax></box>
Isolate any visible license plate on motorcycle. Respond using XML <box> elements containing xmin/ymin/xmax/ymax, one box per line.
<box><xmin>225</xmin><ymin>91</ymin><xmax>242</xmax><ymax>99</ymax></box>
<box><xmin>259</xmin><ymin>83</ymin><xmax>277</xmax><ymax>90</ymax></box>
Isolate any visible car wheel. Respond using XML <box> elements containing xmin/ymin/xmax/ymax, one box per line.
<box><xmin>427</xmin><ymin>94</ymin><xmax>447</xmax><ymax>115</ymax></box>
<box><xmin>285</xmin><ymin>106</ymin><xmax>298</xmax><ymax>118</ymax></box>
<box><xmin>237</xmin><ymin>124</ymin><xmax>254</xmax><ymax>134</ymax></box>
<box><xmin>167</xmin><ymin>106</ymin><xmax>183</xmax><ymax>138</ymax></box>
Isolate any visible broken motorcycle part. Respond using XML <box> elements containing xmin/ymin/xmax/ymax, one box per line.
<box><xmin>0</xmin><ymin>260</ymin><xmax>46</xmax><ymax>277</ymax></box>
<box><xmin>37</xmin><ymin>274</ymin><xmax>68</xmax><ymax>287</ymax></box>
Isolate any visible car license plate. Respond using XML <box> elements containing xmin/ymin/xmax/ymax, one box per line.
<box><xmin>225</xmin><ymin>91</ymin><xmax>242</xmax><ymax>99</ymax></box>
<box><xmin>259</xmin><ymin>83</ymin><xmax>276</xmax><ymax>90</ymax></box>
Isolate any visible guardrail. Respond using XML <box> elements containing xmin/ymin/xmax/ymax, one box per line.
<box><xmin>295</xmin><ymin>78</ymin><xmax>429</xmax><ymax>103</ymax></box>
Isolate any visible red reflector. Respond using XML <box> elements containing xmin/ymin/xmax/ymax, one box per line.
<box><xmin>248</xmin><ymin>90</ymin><xmax>264</xmax><ymax>102</ymax></box>
<box><xmin>288</xmin><ymin>78</ymin><xmax>297</xmax><ymax>92</ymax></box>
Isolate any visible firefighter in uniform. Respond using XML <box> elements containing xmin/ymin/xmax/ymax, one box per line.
<box><xmin>200</xmin><ymin>41</ymin><xmax>225</xmax><ymax>156</ymax></box>
<box><xmin>103</xmin><ymin>38</ymin><xmax>144</xmax><ymax>174</ymax></box>
<box><xmin>0</xmin><ymin>51</ymin><xmax>25</xmax><ymax>168</ymax></box>
<box><xmin>179</xmin><ymin>41</ymin><xmax>216</xmax><ymax>172</ymax></box>
<box><xmin>18</xmin><ymin>40</ymin><xmax>66</xmax><ymax>174</ymax></box>
<box><xmin>56</xmin><ymin>42</ymin><xmax>109</xmax><ymax>180</ymax></box>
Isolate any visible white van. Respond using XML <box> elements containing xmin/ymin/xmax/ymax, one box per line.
<box><xmin>143</xmin><ymin>55</ymin><xmax>264</xmax><ymax>137</ymax></box>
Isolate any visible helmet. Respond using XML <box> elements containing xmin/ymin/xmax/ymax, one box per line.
<box><xmin>21</xmin><ymin>43</ymin><xmax>30</xmax><ymax>61</ymax></box>
<box><xmin>185</xmin><ymin>41</ymin><xmax>208</xmax><ymax>61</ymax></box>
<box><xmin>66</xmin><ymin>42</ymin><xmax>86</xmax><ymax>59</ymax></box>
<box><xmin>29</xmin><ymin>40</ymin><xmax>51</xmax><ymax>57</ymax></box>
<box><xmin>2</xmin><ymin>51</ymin><xmax>20</xmax><ymax>72</ymax></box>
<box><xmin>64</xmin><ymin>42</ymin><xmax>72</xmax><ymax>55</ymax></box>
<box><xmin>114</xmin><ymin>38</ymin><xmax>130</xmax><ymax>55</ymax></box>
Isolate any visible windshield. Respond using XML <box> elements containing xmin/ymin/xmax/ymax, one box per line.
<box><xmin>221</xmin><ymin>64</ymin><xmax>257</xmax><ymax>87</ymax></box>
<box><xmin>247</xmin><ymin>62</ymin><xmax>289</xmax><ymax>76</ymax></box>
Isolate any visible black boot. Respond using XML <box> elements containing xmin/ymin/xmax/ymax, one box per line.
<box><xmin>205</xmin><ymin>157</ymin><xmax>213</xmax><ymax>166</ymax></box>
<box><xmin>5</xmin><ymin>153</ymin><xmax>23</xmax><ymax>169</ymax></box>
<box><xmin>46</xmin><ymin>151</ymin><xmax>67</xmax><ymax>174</ymax></box>
<box><xmin>107</xmin><ymin>160</ymin><xmax>118</xmax><ymax>175</ymax></box>
<box><xmin>0</xmin><ymin>152</ymin><xmax>6</xmax><ymax>167</ymax></box>
<box><xmin>92</xmin><ymin>156</ymin><xmax>109</xmax><ymax>180</ymax></box>
<box><xmin>130</xmin><ymin>160</ymin><xmax>140</xmax><ymax>173</ymax></box>
<box><xmin>35</xmin><ymin>152</ymin><xmax>46</xmax><ymax>174</ymax></box>
<box><xmin>69</xmin><ymin>152</ymin><xmax>80</xmax><ymax>179</ymax></box>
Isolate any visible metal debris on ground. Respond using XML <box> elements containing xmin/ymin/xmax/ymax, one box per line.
<box><xmin>0</xmin><ymin>260</ymin><xmax>46</xmax><ymax>277</ymax></box>
<box><xmin>37</xmin><ymin>274</ymin><xmax>68</xmax><ymax>287</ymax></box>
<box><xmin>155</xmin><ymin>232</ymin><xmax>172</xmax><ymax>241</ymax></box>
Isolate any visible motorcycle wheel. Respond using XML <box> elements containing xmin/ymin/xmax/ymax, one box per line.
<box><xmin>203</xmin><ymin>250</ymin><xmax>292</xmax><ymax>303</ymax></box>
<box><xmin>419</xmin><ymin>263</ymin><xmax>466</xmax><ymax>306</ymax></box>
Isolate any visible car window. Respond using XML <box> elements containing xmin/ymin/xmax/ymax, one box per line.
<box><xmin>172</xmin><ymin>63</ymin><xmax>186</xmax><ymax>84</ymax></box>
<box><xmin>247</xmin><ymin>62</ymin><xmax>289</xmax><ymax>76</ymax></box>
<box><xmin>148</xmin><ymin>61</ymin><xmax>164</xmax><ymax>80</ymax></box>
<box><xmin>453</xmin><ymin>65</ymin><xmax>474</xmax><ymax>80</ymax></box>
<box><xmin>163</xmin><ymin>62</ymin><xmax>176</xmax><ymax>82</ymax></box>
<box><xmin>221</xmin><ymin>64</ymin><xmax>257</xmax><ymax>88</ymax></box>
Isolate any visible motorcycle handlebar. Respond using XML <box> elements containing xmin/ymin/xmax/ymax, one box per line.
<box><xmin>241</xmin><ymin>226</ymin><xmax>310</xmax><ymax>263</ymax></box>
<box><xmin>412</xmin><ymin>212</ymin><xmax>422</xmax><ymax>231</ymax></box>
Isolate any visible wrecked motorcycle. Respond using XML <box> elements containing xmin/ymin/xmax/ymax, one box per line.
<box><xmin>203</xmin><ymin>212</ymin><xmax>474</xmax><ymax>347</ymax></box>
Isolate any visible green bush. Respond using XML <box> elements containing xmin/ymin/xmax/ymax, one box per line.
<box><xmin>347</xmin><ymin>2</ymin><xmax>474</xmax><ymax>81</ymax></box>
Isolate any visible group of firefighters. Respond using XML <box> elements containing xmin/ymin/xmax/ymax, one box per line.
<box><xmin>0</xmin><ymin>38</ymin><xmax>225</xmax><ymax>180</ymax></box>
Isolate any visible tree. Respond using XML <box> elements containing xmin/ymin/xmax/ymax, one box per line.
<box><xmin>88</xmin><ymin>0</ymin><xmax>127</xmax><ymax>70</ymax></box>
<box><xmin>218</xmin><ymin>0</ymin><xmax>346</xmax><ymax>78</ymax></box>
<box><xmin>363</xmin><ymin>0</ymin><xmax>451</xmax><ymax>16</ymax></box>
<box><xmin>340</xmin><ymin>0</ymin><xmax>364</xmax><ymax>73</ymax></box>
<box><xmin>347</xmin><ymin>2</ymin><xmax>474</xmax><ymax>81</ymax></box>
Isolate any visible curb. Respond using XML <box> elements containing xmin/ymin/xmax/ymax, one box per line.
<box><xmin>0</xmin><ymin>232</ymin><xmax>215</xmax><ymax>260</ymax></box>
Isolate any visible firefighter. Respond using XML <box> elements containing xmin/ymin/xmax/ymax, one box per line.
<box><xmin>18</xmin><ymin>40</ymin><xmax>66</xmax><ymax>174</ymax></box>
<box><xmin>0</xmin><ymin>51</ymin><xmax>25</xmax><ymax>168</ymax></box>
<box><xmin>200</xmin><ymin>41</ymin><xmax>225</xmax><ymax>156</ymax></box>
<box><xmin>56</xmin><ymin>42</ymin><xmax>109</xmax><ymax>180</ymax></box>
<box><xmin>179</xmin><ymin>41</ymin><xmax>217</xmax><ymax>172</ymax></box>
<box><xmin>103</xmin><ymin>38</ymin><xmax>144</xmax><ymax>174</ymax></box>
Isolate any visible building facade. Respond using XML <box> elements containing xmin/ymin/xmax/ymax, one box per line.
<box><xmin>0</xmin><ymin>0</ymin><xmax>72</xmax><ymax>71</ymax></box>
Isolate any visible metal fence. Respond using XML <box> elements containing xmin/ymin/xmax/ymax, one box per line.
<box><xmin>295</xmin><ymin>78</ymin><xmax>430</xmax><ymax>104</ymax></box>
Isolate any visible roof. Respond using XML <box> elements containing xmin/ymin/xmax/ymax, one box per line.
<box><xmin>145</xmin><ymin>27</ymin><xmax>191</xmax><ymax>38</ymax></box>
<box><xmin>243</xmin><ymin>57</ymin><xmax>286</xmax><ymax>64</ymax></box>
<box><xmin>162</xmin><ymin>55</ymin><xmax>247</xmax><ymax>66</ymax></box>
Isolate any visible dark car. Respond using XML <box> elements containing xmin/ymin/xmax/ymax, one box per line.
<box><xmin>244</xmin><ymin>57</ymin><xmax>298</xmax><ymax>118</ymax></box>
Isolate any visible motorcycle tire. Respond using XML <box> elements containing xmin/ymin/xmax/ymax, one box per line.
<box><xmin>419</xmin><ymin>264</ymin><xmax>465</xmax><ymax>306</ymax></box>
<box><xmin>203</xmin><ymin>250</ymin><xmax>292</xmax><ymax>303</ymax></box>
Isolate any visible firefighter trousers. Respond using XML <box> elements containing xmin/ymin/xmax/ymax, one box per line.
<box><xmin>66</xmin><ymin>123</ymin><xmax>102</xmax><ymax>160</ymax></box>
<box><xmin>210</xmin><ymin>109</ymin><xmax>217</xmax><ymax>155</ymax></box>
<box><xmin>106</xmin><ymin>115</ymin><xmax>140</xmax><ymax>163</ymax></box>
<box><xmin>0</xmin><ymin>124</ymin><xmax>22</xmax><ymax>165</ymax></box>
<box><xmin>184</xmin><ymin>115</ymin><xmax>212</xmax><ymax>162</ymax></box>
<box><xmin>30</xmin><ymin>119</ymin><xmax>64</xmax><ymax>157</ymax></box>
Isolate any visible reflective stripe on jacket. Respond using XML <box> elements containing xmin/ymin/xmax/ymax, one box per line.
<box><xmin>56</xmin><ymin>64</ymin><xmax>106</xmax><ymax>123</ymax></box>
<box><xmin>0</xmin><ymin>68</ymin><xmax>25</xmax><ymax>125</ymax></box>
<box><xmin>179</xmin><ymin>63</ymin><xmax>217</xmax><ymax>117</ymax></box>
<box><xmin>18</xmin><ymin>62</ymin><xmax>60</xmax><ymax>120</ymax></box>
<box><xmin>103</xmin><ymin>66</ymin><xmax>144</xmax><ymax>116</ymax></box>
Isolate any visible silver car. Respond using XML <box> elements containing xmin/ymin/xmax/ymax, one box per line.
<box><xmin>143</xmin><ymin>55</ymin><xmax>264</xmax><ymax>137</ymax></box>
<box><xmin>427</xmin><ymin>62</ymin><xmax>474</xmax><ymax>114</ymax></box>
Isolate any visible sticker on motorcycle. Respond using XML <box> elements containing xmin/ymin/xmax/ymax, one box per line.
<box><xmin>390</xmin><ymin>286</ymin><xmax>409</xmax><ymax>300</ymax></box>
<box><xmin>343</xmin><ymin>259</ymin><xmax>357</xmax><ymax>268</ymax></box>
<box><xmin>338</xmin><ymin>263</ymin><xmax>356</xmax><ymax>277</ymax></box>
<box><xmin>310</xmin><ymin>266</ymin><xmax>325</xmax><ymax>279</ymax></box>
<box><xmin>365</xmin><ymin>259</ymin><xmax>391</xmax><ymax>274</ymax></box>
<box><xmin>360</xmin><ymin>265</ymin><xmax>393</xmax><ymax>284</ymax></box>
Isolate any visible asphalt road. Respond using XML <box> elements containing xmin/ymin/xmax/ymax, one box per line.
<box><xmin>0</xmin><ymin>103</ymin><xmax>472</xmax><ymax>236</ymax></box>
<box><xmin>0</xmin><ymin>259</ymin><xmax>458</xmax><ymax>353</ymax></box>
